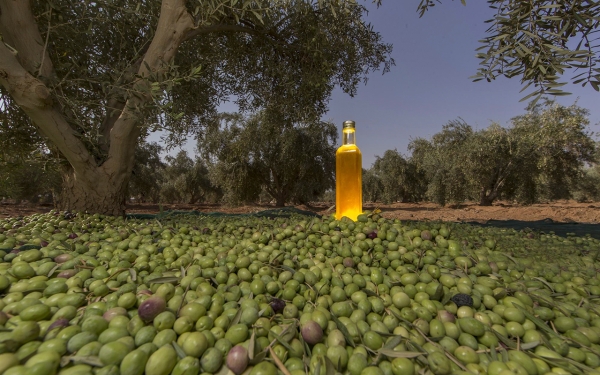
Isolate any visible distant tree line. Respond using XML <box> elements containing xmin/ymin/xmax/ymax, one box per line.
<box><xmin>363</xmin><ymin>100</ymin><xmax>599</xmax><ymax>206</ymax></box>
<box><xmin>1</xmin><ymin>101</ymin><xmax>598</xmax><ymax>207</ymax></box>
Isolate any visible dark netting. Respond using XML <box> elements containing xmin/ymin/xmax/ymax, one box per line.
<box><xmin>465</xmin><ymin>218</ymin><xmax>600</xmax><ymax>239</ymax></box>
<box><xmin>126</xmin><ymin>206</ymin><xmax>321</xmax><ymax>220</ymax></box>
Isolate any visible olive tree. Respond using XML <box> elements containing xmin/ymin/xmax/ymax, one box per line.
<box><xmin>0</xmin><ymin>0</ymin><xmax>393</xmax><ymax>215</ymax></box>
<box><xmin>159</xmin><ymin>150</ymin><xmax>220</xmax><ymax>204</ymax></box>
<box><xmin>128</xmin><ymin>141</ymin><xmax>166</xmax><ymax>203</ymax></box>
<box><xmin>200</xmin><ymin>111</ymin><xmax>337</xmax><ymax>206</ymax></box>
<box><xmin>420</xmin><ymin>0</ymin><xmax>600</xmax><ymax>101</ymax></box>
<box><xmin>366</xmin><ymin>149</ymin><xmax>426</xmax><ymax>204</ymax></box>
<box><xmin>410</xmin><ymin>101</ymin><xmax>596</xmax><ymax>206</ymax></box>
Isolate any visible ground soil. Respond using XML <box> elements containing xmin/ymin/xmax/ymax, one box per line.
<box><xmin>2</xmin><ymin>200</ymin><xmax>600</xmax><ymax>224</ymax></box>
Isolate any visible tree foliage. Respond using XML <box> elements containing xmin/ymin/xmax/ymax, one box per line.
<box><xmin>362</xmin><ymin>150</ymin><xmax>425</xmax><ymax>204</ymax></box>
<box><xmin>199</xmin><ymin>111</ymin><xmax>337</xmax><ymax>206</ymax></box>
<box><xmin>159</xmin><ymin>151</ymin><xmax>221</xmax><ymax>204</ymax></box>
<box><xmin>0</xmin><ymin>0</ymin><xmax>393</xmax><ymax>214</ymax></box>
<box><xmin>409</xmin><ymin>101</ymin><xmax>596</xmax><ymax>206</ymax></box>
<box><xmin>420</xmin><ymin>0</ymin><xmax>600</xmax><ymax>102</ymax></box>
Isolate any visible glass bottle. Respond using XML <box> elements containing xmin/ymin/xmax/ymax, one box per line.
<box><xmin>336</xmin><ymin>120</ymin><xmax>362</xmax><ymax>221</ymax></box>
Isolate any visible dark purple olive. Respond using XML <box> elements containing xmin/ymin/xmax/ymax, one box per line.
<box><xmin>47</xmin><ymin>318</ymin><xmax>70</xmax><ymax>332</ymax></box>
<box><xmin>226</xmin><ymin>345</ymin><xmax>249</xmax><ymax>375</ymax></box>
<box><xmin>270</xmin><ymin>298</ymin><xmax>285</xmax><ymax>314</ymax></box>
<box><xmin>68</xmin><ymin>233</ymin><xmax>78</xmax><ymax>239</ymax></box>
<box><xmin>367</xmin><ymin>230</ymin><xmax>378</xmax><ymax>239</ymax></box>
<box><xmin>57</xmin><ymin>269</ymin><xmax>78</xmax><ymax>279</ymax></box>
<box><xmin>301</xmin><ymin>321</ymin><xmax>323</xmax><ymax>345</ymax></box>
<box><xmin>437</xmin><ymin>310</ymin><xmax>456</xmax><ymax>323</ymax></box>
<box><xmin>138</xmin><ymin>296</ymin><xmax>166</xmax><ymax>323</ymax></box>
<box><xmin>342</xmin><ymin>257</ymin><xmax>355</xmax><ymax>268</ymax></box>
<box><xmin>103</xmin><ymin>307</ymin><xmax>127</xmax><ymax>322</ymax></box>
<box><xmin>202</xmin><ymin>228</ymin><xmax>211</xmax><ymax>234</ymax></box>
<box><xmin>40</xmin><ymin>240</ymin><xmax>49</xmax><ymax>247</ymax></box>
<box><xmin>54</xmin><ymin>254</ymin><xmax>73</xmax><ymax>264</ymax></box>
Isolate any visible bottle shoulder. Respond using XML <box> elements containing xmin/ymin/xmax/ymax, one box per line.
<box><xmin>336</xmin><ymin>144</ymin><xmax>361</xmax><ymax>154</ymax></box>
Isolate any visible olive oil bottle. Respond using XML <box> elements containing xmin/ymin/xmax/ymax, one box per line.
<box><xmin>336</xmin><ymin>120</ymin><xmax>362</xmax><ymax>221</ymax></box>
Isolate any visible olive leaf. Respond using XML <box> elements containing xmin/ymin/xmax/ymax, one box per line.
<box><xmin>514</xmin><ymin>304</ymin><xmax>558</xmax><ymax>338</ymax></box>
<box><xmin>490</xmin><ymin>344</ymin><xmax>498</xmax><ymax>361</ymax></box>
<box><xmin>248</xmin><ymin>331</ymin><xmax>256</xmax><ymax>360</ymax></box>
<box><xmin>377</xmin><ymin>349</ymin><xmax>425</xmax><ymax>358</ymax></box>
<box><xmin>47</xmin><ymin>263</ymin><xmax>61</xmax><ymax>277</ymax></box>
<box><xmin>64</xmin><ymin>355</ymin><xmax>104</xmax><ymax>367</ymax></box>
<box><xmin>361</xmin><ymin>289</ymin><xmax>380</xmax><ymax>298</ymax></box>
<box><xmin>323</xmin><ymin>355</ymin><xmax>336</xmax><ymax>375</ymax></box>
<box><xmin>148</xmin><ymin>276</ymin><xmax>180</xmax><ymax>284</ymax></box>
<box><xmin>330</xmin><ymin>314</ymin><xmax>355</xmax><ymax>348</ymax></box>
<box><xmin>172</xmin><ymin>341</ymin><xmax>187</xmax><ymax>359</ymax></box>
<box><xmin>520</xmin><ymin>341</ymin><xmax>540</xmax><ymax>350</ymax></box>
<box><xmin>269</xmin><ymin>329</ymin><xmax>295</xmax><ymax>353</ymax></box>
<box><xmin>228</xmin><ymin>308</ymin><xmax>243</xmax><ymax>329</ymax></box>
<box><xmin>432</xmin><ymin>283</ymin><xmax>444</xmax><ymax>301</ymax></box>
<box><xmin>383</xmin><ymin>335</ymin><xmax>404</xmax><ymax>349</ymax></box>
<box><xmin>493</xmin><ymin>331</ymin><xmax>517</xmax><ymax>349</ymax></box>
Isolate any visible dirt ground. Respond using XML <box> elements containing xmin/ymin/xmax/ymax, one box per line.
<box><xmin>2</xmin><ymin>200</ymin><xmax>600</xmax><ymax>224</ymax></box>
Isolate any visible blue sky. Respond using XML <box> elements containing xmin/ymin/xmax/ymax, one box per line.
<box><xmin>155</xmin><ymin>1</ymin><xmax>599</xmax><ymax>167</ymax></box>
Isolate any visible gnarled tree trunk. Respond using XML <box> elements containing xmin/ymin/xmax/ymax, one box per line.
<box><xmin>59</xmin><ymin>168</ymin><xmax>130</xmax><ymax>216</ymax></box>
<box><xmin>0</xmin><ymin>0</ymin><xmax>195</xmax><ymax>215</ymax></box>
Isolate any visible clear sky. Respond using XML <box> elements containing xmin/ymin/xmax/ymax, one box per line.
<box><xmin>156</xmin><ymin>1</ymin><xmax>599</xmax><ymax>168</ymax></box>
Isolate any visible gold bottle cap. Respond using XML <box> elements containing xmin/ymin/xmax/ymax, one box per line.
<box><xmin>343</xmin><ymin>120</ymin><xmax>355</xmax><ymax>129</ymax></box>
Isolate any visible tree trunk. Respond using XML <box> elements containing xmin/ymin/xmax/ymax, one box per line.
<box><xmin>275</xmin><ymin>192</ymin><xmax>286</xmax><ymax>207</ymax></box>
<box><xmin>57</xmin><ymin>166</ymin><xmax>131</xmax><ymax>216</ymax></box>
<box><xmin>479</xmin><ymin>186</ymin><xmax>495</xmax><ymax>206</ymax></box>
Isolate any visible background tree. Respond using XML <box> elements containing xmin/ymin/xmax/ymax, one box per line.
<box><xmin>159</xmin><ymin>150</ymin><xmax>220</xmax><ymax>204</ymax></box>
<box><xmin>127</xmin><ymin>142</ymin><xmax>166</xmax><ymax>204</ymax></box>
<box><xmin>420</xmin><ymin>0</ymin><xmax>600</xmax><ymax>101</ymax></box>
<box><xmin>410</xmin><ymin>101</ymin><xmax>596</xmax><ymax>206</ymax></box>
<box><xmin>510</xmin><ymin>100</ymin><xmax>597</xmax><ymax>201</ymax></box>
<box><xmin>409</xmin><ymin>120</ymin><xmax>473</xmax><ymax>206</ymax></box>
<box><xmin>362</xmin><ymin>168</ymin><xmax>384</xmax><ymax>203</ymax></box>
<box><xmin>200</xmin><ymin>111</ymin><xmax>337</xmax><ymax>206</ymax></box>
<box><xmin>0</xmin><ymin>0</ymin><xmax>393</xmax><ymax>214</ymax></box>
<box><xmin>366</xmin><ymin>149</ymin><xmax>425</xmax><ymax>204</ymax></box>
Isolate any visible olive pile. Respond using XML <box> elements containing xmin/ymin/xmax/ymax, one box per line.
<box><xmin>0</xmin><ymin>210</ymin><xmax>599</xmax><ymax>375</ymax></box>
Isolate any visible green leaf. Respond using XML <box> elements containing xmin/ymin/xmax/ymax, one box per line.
<box><xmin>377</xmin><ymin>349</ymin><xmax>425</xmax><ymax>358</ymax></box>
<box><xmin>269</xmin><ymin>329</ymin><xmax>295</xmax><ymax>353</ymax></box>
<box><xmin>172</xmin><ymin>341</ymin><xmax>187</xmax><ymax>359</ymax></box>
<box><xmin>148</xmin><ymin>276</ymin><xmax>180</xmax><ymax>284</ymax></box>
<box><xmin>330</xmin><ymin>314</ymin><xmax>355</xmax><ymax>348</ymax></box>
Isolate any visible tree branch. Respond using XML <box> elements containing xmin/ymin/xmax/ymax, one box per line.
<box><xmin>184</xmin><ymin>23</ymin><xmax>259</xmax><ymax>41</ymax></box>
<box><xmin>0</xmin><ymin>0</ymin><xmax>54</xmax><ymax>78</ymax></box>
<box><xmin>104</xmin><ymin>0</ymin><xmax>195</xmax><ymax>173</ymax></box>
<box><xmin>0</xmin><ymin>42</ymin><xmax>96</xmax><ymax>180</ymax></box>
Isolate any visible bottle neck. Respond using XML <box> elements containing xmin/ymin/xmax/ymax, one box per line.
<box><xmin>342</xmin><ymin>129</ymin><xmax>356</xmax><ymax>145</ymax></box>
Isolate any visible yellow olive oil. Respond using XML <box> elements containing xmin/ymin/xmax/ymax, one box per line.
<box><xmin>336</xmin><ymin>121</ymin><xmax>362</xmax><ymax>221</ymax></box>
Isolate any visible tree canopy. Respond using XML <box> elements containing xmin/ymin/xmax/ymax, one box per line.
<box><xmin>199</xmin><ymin>111</ymin><xmax>337</xmax><ymax>206</ymax></box>
<box><xmin>408</xmin><ymin>101</ymin><xmax>596</xmax><ymax>206</ymax></box>
<box><xmin>421</xmin><ymin>0</ymin><xmax>600</xmax><ymax>102</ymax></box>
<box><xmin>0</xmin><ymin>0</ymin><xmax>393</xmax><ymax>214</ymax></box>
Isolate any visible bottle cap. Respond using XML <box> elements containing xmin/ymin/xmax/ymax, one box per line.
<box><xmin>343</xmin><ymin>120</ymin><xmax>355</xmax><ymax>129</ymax></box>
